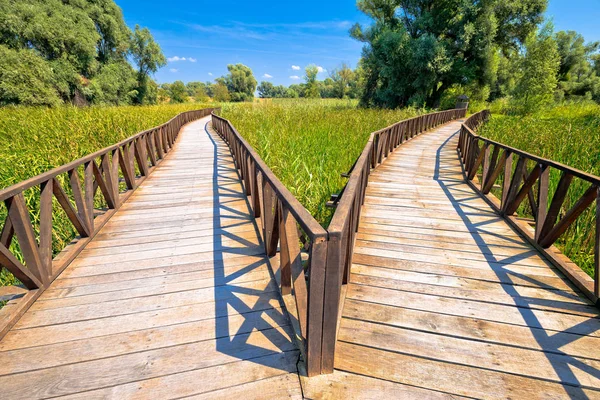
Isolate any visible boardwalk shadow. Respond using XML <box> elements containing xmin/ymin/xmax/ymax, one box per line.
<box><xmin>202</xmin><ymin>121</ymin><xmax>295</xmax><ymax>371</ymax></box>
<box><xmin>433</xmin><ymin>126</ymin><xmax>600</xmax><ymax>396</ymax></box>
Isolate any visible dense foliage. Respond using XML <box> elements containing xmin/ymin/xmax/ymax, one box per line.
<box><xmin>218</xmin><ymin>64</ymin><xmax>257</xmax><ymax>102</ymax></box>
<box><xmin>350</xmin><ymin>0</ymin><xmax>547</xmax><ymax>108</ymax></box>
<box><xmin>0</xmin><ymin>0</ymin><xmax>164</xmax><ymax>107</ymax></box>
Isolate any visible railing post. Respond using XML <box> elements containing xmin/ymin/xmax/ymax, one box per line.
<box><xmin>302</xmin><ymin>236</ymin><xmax>326</xmax><ymax>376</ymax></box>
<box><xmin>594</xmin><ymin>187</ymin><xmax>600</xmax><ymax>298</ymax></box>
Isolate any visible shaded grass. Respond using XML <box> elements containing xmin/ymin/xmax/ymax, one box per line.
<box><xmin>221</xmin><ymin>99</ymin><xmax>424</xmax><ymax>225</ymax></box>
<box><xmin>479</xmin><ymin>103</ymin><xmax>600</xmax><ymax>276</ymax></box>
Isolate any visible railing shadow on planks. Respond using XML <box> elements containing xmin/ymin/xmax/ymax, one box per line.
<box><xmin>211</xmin><ymin>108</ymin><xmax>467</xmax><ymax>376</ymax></box>
<box><xmin>458</xmin><ymin>110</ymin><xmax>600</xmax><ymax>304</ymax></box>
<box><xmin>0</xmin><ymin>108</ymin><xmax>218</xmax><ymax>337</ymax></box>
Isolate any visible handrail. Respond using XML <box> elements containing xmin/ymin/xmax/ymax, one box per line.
<box><xmin>458</xmin><ymin>110</ymin><xmax>600</xmax><ymax>303</ymax></box>
<box><xmin>211</xmin><ymin>108</ymin><xmax>467</xmax><ymax>376</ymax></box>
<box><xmin>211</xmin><ymin>112</ymin><xmax>328</xmax><ymax>377</ymax></box>
<box><xmin>0</xmin><ymin>108</ymin><xmax>218</xmax><ymax>337</ymax></box>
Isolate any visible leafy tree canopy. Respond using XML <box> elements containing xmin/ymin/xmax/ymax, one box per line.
<box><xmin>0</xmin><ymin>0</ymin><xmax>164</xmax><ymax>106</ymax></box>
<box><xmin>351</xmin><ymin>0</ymin><xmax>547</xmax><ymax>108</ymax></box>
<box><xmin>221</xmin><ymin>64</ymin><xmax>257</xmax><ymax>102</ymax></box>
<box><xmin>169</xmin><ymin>80</ymin><xmax>188</xmax><ymax>104</ymax></box>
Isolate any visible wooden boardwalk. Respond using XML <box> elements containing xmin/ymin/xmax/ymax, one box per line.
<box><xmin>303</xmin><ymin>120</ymin><xmax>600</xmax><ymax>399</ymax></box>
<box><xmin>0</xmin><ymin>116</ymin><xmax>303</xmax><ymax>399</ymax></box>
<box><xmin>2</xmin><ymin>115</ymin><xmax>600</xmax><ymax>399</ymax></box>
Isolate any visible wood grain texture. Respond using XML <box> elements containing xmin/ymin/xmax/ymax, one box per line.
<box><xmin>0</xmin><ymin>116</ymin><xmax>302</xmax><ymax>399</ymax></box>
<box><xmin>330</xmin><ymin>119</ymin><xmax>600</xmax><ymax>398</ymax></box>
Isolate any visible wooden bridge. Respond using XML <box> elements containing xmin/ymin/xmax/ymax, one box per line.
<box><xmin>1</xmin><ymin>107</ymin><xmax>599</xmax><ymax>399</ymax></box>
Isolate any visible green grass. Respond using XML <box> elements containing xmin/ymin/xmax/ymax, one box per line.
<box><xmin>220</xmin><ymin>99</ymin><xmax>424</xmax><ymax>225</ymax></box>
<box><xmin>0</xmin><ymin>99</ymin><xmax>421</xmax><ymax>289</ymax></box>
<box><xmin>479</xmin><ymin>102</ymin><xmax>600</xmax><ymax>276</ymax></box>
<box><xmin>0</xmin><ymin>103</ymin><xmax>211</xmax><ymax>286</ymax></box>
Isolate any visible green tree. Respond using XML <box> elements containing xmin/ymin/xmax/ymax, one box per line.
<box><xmin>319</xmin><ymin>78</ymin><xmax>336</xmax><ymax>98</ymax></box>
<box><xmin>0</xmin><ymin>46</ymin><xmax>62</xmax><ymax>106</ymax></box>
<box><xmin>289</xmin><ymin>84</ymin><xmax>306</xmax><ymax>98</ymax></box>
<box><xmin>513</xmin><ymin>24</ymin><xmax>560</xmax><ymax>113</ymax></box>
<box><xmin>0</xmin><ymin>0</ymin><xmax>165</xmax><ymax>106</ymax></box>
<box><xmin>158</xmin><ymin>83</ymin><xmax>170</xmax><ymax>103</ymax></box>
<box><xmin>186</xmin><ymin>81</ymin><xmax>207</xmax><ymax>97</ymax></box>
<box><xmin>194</xmin><ymin>86</ymin><xmax>208</xmax><ymax>103</ymax></box>
<box><xmin>89</xmin><ymin>61</ymin><xmax>138</xmax><ymax>105</ymax></box>
<box><xmin>330</xmin><ymin>63</ymin><xmax>355</xmax><ymax>98</ymax></box>
<box><xmin>554</xmin><ymin>31</ymin><xmax>600</xmax><ymax>101</ymax></box>
<box><xmin>258</xmin><ymin>81</ymin><xmax>275</xmax><ymax>98</ymax></box>
<box><xmin>131</xmin><ymin>25</ymin><xmax>167</xmax><ymax>104</ymax></box>
<box><xmin>304</xmin><ymin>65</ymin><xmax>320</xmax><ymax>98</ymax></box>
<box><xmin>212</xmin><ymin>83</ymin><xmax>231</xmax><ymax>102</ymax></box>
<box><xmin>351</xmin><ymin>0</ymin><xmax>547</xmax><ymax>108</ymax></box>
<box><xmin>169</xmin><ymin>81</ymin><xmax>188</xmax><ymax>103</ymax></box>
<box><xmin>221</xmin><ymin>64</ymin><xmax>257</xmax><ymax>102</ymax></box>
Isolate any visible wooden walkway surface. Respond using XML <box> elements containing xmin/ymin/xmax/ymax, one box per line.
<box><xmin>0</xmin><ymin>116</ymin><xmax>303</xmax><ymax>399</ymax></box>
<box><xmin>2</xmin><ymin>116</ymin><xmax>600</xmax><ymax>399</ymax></box>
<box><xmin>303</xmin><ymin>120</ymin><xmax>600</xmax><ymax>399</ymax></box>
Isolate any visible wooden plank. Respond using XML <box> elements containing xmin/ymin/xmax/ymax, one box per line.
<box><xmin>335</xmin><ymin>342</ymin><xmax>600</xmax><ymax>399</ymax></box>
<box><xmin>340</xmin><ymin>318</ymin><xmax>600</xmax><ymax>388</ymax></box>
<box><xmin>343</xmin><ymin>298</ymin><xmax>600</xmax><ymax>361</ymax></box>
<box><xmin>0</xmin><ymin>326</ymin><xmax>296</xmax><ymax>399</ymax></box>
<box><xmin>0</xmin><ymin>308</ymin><xmax>290</xmax><ymax>374</ymax></box>
<box><xmin>301</xmin><ymin>369</ymin><xmax>463</xmax><ymax>400</ymax></box>
<box><xmin>353</xmin><ymin>246</ymin><xmax>559</xmax><ymax>277</ymax></box>
<box><xmin>350</xmin><ymin>272</ymin><xmax>596</xmax><ymax>317</ymax></box>
<box><xmin>355</xmin><ymin>238</ymin><xmax>553</xmax><ymax>268</ymax></box>
<box><xmin>58</xmin><ymin>353</ymin><xmax>301</xmax><ymax>400</ymax></box>
<box><xmin>346</xmin><ymin>284</ymin><xmax>600</xmax><ymax>337</ymax></box>
<box><xmin>351</xmin><ymin>253</ymin><xmax>575</xmax><ymax>290</ymax></box>
<box><xmin>15</xmin><ymin>279</ymin><xmax>279</xmax><ymax>329</ymax></box>
<box><xmin>33</xmin><ymin>268</ymin><xmax>271</xmax><ymax>309</ymax></box>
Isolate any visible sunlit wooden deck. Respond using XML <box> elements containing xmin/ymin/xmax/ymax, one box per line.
<box><xmin>2</xmin><ymin>116</ymin><xmax>600</xmax><ymax>399</ymax></box>
<box><xmin>0</xmin><ymin>116</ymin><xmax>303</xmax><ymax>399</ymax></box>
<box><xmin>304</xmin><ymin>120</ymin><xmax>600</xmax><ymax>399</ymax></box>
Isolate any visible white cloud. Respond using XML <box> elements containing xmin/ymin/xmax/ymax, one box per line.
<box><xmin>291</xmin><ymin>65</ymin><xmax>300</xmax><ymax>70</ymax></box>
<box><xmin>168</xmin><ymin>56</ymin><xmax>198</xmax><ymax>63</ymax></box>
<box><xmin>208</xmin><ymin>72</ymin><xmax>213</xmax><ymax>76</ymax></box>
<box><xmin>289</xmin><ymin>75</ymin><xmax>300</xmax><ymax>80</ymax></box>
<box><xmin>169</xmin><ymin>68</ymin><xmax>178</xmax><ymax>73</ymax></box>
<box><xmin>263</xmin><ymin>73</ymin><xmax>273</xmax><ymax>78</ymax></box>
<box><xmin>316</xmin><ymin>66</ymin><xmax>326</xmax><ymax>73</ymax></box>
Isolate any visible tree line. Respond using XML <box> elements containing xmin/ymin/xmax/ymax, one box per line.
<box><xmin>2</xmin><ymin>0</ymin><xmax>599</xmax><ymax>113</ymax></box>
<box><xmin>0</xmin><ymin>0</ymin><xmax>166</xmax><ymax>107</ymax></box>
<box><xmin>159</xmin><ymin>63</ymin><xmax>364</xmax><ymax>103</ymax></box>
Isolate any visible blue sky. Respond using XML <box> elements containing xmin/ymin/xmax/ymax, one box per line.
<box><xmin>115</xmin><ymin>0</ymin><xmax>600</xmax><ymax>85</ymax></box>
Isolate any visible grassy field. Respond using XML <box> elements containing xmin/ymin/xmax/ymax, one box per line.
<box><xmin>0</xmin><ymin>99</ymin><xmax>421</xmax><ymax>288</ymax></box>
<box><xmin>220</xmin><ymin>99</ymin><xmax>423</xmax><ymax>224</ymax></box>
<box><xmin>0</xmin><ymin>103</ymin><xmax>211</xmax><ymax>287</ymax></box>
<box><xmin>479</xmin><ymin>102</ymin><xmax>600</xmax><ymax>276</ymax></box>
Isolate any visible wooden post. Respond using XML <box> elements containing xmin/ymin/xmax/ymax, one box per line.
<box><xmin>535</xmin><ymin>165</ymin><xmax>549</xmax><ymax>242</ymax></box>
<box><xmin>596</xmin><ymin>188</ymin><xmax>600</xmax><ymax>298</ymax></box>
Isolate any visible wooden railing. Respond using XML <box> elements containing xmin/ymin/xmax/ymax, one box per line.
<box><xmin>211</xmin><ymin>113</ymin><xmax>329</xmax><ymax>377</ymax></box>
<box><xmin>212</xmin><ymin>108</ymin><xmax>467</xmax><ymax>375</ymax></box>
<box><xmin>458</xmin><ymin>110</ymin><xmax>600</xmax><ymax>303</ymax></box>
<box><xmin>0</xmin><ymin>108</ymin><xmax>217</xmax><ymax>336</ymax></box>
